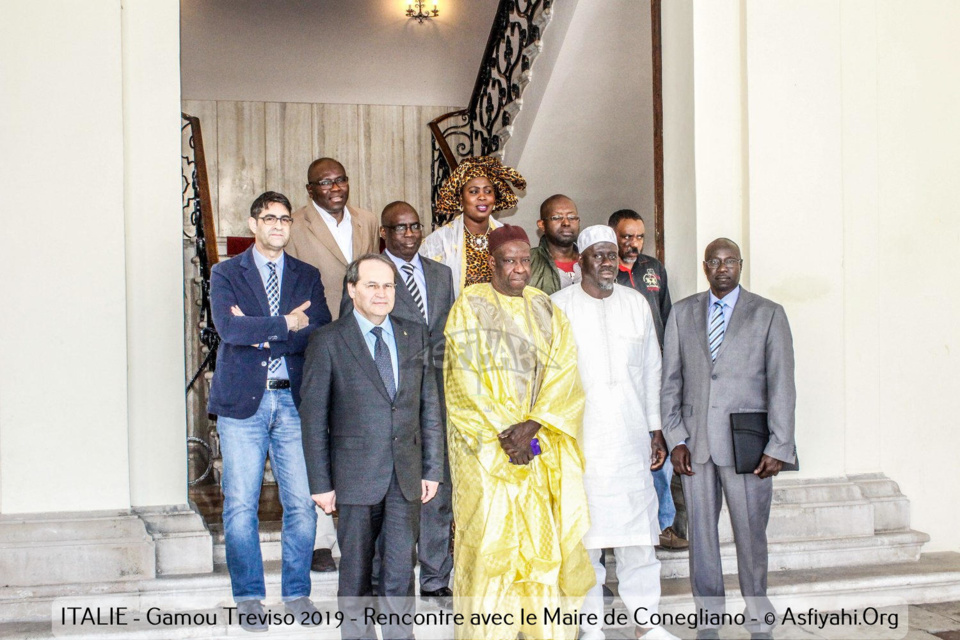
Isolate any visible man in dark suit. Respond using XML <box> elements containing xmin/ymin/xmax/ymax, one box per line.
<box><xmin>340</xmin><ymin>201</ymin><xmax>456</xmax><ymax>601</ymax></box>
<box><xmin>661</xmin><ymin>238</ymin><xmax>797</xmax><ymax>640</ymax></box>
<box><xmin>301</xmin><ymin>253</ymin><xmax>444</xmax><ymax>640</ymax></box>
<box><xmin>208</xmin><ymin>191</ymin><xmax>332</xmax><ymax>632</ymax></box>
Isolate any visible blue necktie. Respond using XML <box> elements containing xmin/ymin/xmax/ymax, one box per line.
<box><xmin>371</xmin><ymin>326</ymin><xmax>396</xmax><ymax>401</ymax></box>
<box><xmin>266</xmin><ymin>262</ymin><xmax>282</xmax><ymax>374</ymax></box>
<box><xmin>708</xmin><ymin>301</ymin><xmax>725</xmax><ymax>362</ymax></box>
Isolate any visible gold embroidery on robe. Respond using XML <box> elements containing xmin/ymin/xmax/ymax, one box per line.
<box><xmin>444</xmin><ymin>284</ymin><xmax>594</xmax><ymax>640</ymax></box>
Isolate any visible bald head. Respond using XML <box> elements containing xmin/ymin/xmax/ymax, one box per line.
<box><xmin>704</xmin><ymin>237</ymin><xmax>741</xmax><ymax>261</ymax></box>
<box><xmin>381</xmin><ymin>201</ymin><xmax>418</xmax><ymax>225</ymax></box>
<box><xmin>307</xmin><ymin>157</ymin><xmax>345</xmax><ymax>179</ymax></box>
<box><xmin>539</xmin><ymin>194</ymin><xmax>573</xmax><ymax>218</ymax></box>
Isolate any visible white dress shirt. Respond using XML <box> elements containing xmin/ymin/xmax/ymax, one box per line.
<box><xmin>312</xmin><ymin>201</ymin><xmax>354</xmax><ymax>262</ymax></box>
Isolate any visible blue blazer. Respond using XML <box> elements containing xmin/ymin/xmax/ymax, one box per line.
<box><xmin>207</xmin><ymin>246</ymin><xmax>331</xmax><ymax>419</ymax></box>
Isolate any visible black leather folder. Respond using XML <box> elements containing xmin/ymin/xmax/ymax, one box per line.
<box><xmin>730</xmin><ymin>412</ymin><xmax>799</xmax><ymax>475</ymax></box>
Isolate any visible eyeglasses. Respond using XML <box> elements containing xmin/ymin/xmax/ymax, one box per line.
<box><xmin>361</xmin><ymin>282</ymin><xmax>397</xmax><ymax>292</ymax></box>
<box><xmin>383</xmin><ymin>223</ymin><xmax>424</xmax><ymax>233</ymax></box>
<box><xmin>308</xmin><ymin>176</ymin><xmax>349</xmax><ymax>189</ymax></box>
<box><xmin>258</xmin><ymin>215</ymin><xmax>294</xmax><ymax>226</ymax></box>
<box><xmin>704</xmin><ymin>258</ymin><xmax>742</xmax><ymax>269</ymax></box>
<box><xmin>546</xmin><ymin>215</ymin><xmax>580</xmax><ymax>223</ymax></box>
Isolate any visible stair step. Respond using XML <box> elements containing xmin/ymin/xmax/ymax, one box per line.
<box><xmin>5</xmin><ymin>553</ymin><xmax>959</xmax><ymax>638</ymax></box>
<box><xmin>658</xmin><ymin>530</ymin><xmax>930</xmax><ymax>579</ymax></box>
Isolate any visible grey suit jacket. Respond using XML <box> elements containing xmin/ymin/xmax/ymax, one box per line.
<box><xmin>340</xmin><ymin>257</ymin><xmax>455</xmax><ymax>481</ymax></box>
<box><xmin>299</xmin><ymin>313</ymin><xmax>445</xmax><ymax>505</ymax></box>
<box><xmin>661</xmin><ymin>288</ymin><xmax>797</xmax><ymax>467</ymax></box>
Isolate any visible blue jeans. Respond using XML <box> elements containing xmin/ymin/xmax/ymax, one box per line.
<box><xmin>653</xmin><ymin>456</ymin><xmax>677</xmax><ymax>531</ymax></box>
<box><xmin>218</xmin><ymin>389</ymin><xmax>317</xmax><ymax>601</ymax></box>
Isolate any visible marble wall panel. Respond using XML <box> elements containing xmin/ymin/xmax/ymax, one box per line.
<box><xmin>216</xmin><ymin>101</ymin><xmax>265</xmax><ymax>237</ymax></box>
<box><xmin>265</xmin><ymin>102</ymin><xmax>313</xmax><ymax>211</ymax></box>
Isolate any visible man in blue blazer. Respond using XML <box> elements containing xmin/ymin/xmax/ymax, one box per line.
<box><xmin>208</xmin><ymin>191</ymin><xmax>332</xmax><ymax>632</ymax></box>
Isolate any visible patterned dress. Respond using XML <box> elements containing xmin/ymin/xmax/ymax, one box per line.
<box><xmin>463</xmin><ymin>226</ymin><xmax>493</xmax><ymax>288</ymax></box>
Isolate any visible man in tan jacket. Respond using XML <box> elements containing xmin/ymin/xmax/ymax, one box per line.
<box><xmin>288</xmin><ymin>157</ymin><xmax>379</xmax><ymax>321</ymax></box>
<box><xmin>287</xmin><ymin>156</ymin><xmax>379</xmax><ymax>572</ymax></box>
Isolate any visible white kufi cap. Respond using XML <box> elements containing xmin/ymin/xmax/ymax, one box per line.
<box><xmin>577</xmin><ymin>224</ymin><xmax>618</xmax><ymax>252</ymax></box>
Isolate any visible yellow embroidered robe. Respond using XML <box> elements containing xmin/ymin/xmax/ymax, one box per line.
<box><xmin>443</xmin><ymin>284</ymin><xmax>594</xmax><ymax>640</ymax></box>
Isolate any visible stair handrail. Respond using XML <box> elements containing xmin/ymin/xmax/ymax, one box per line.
<box><xmin>429</xmin><ymin>0</ymin><xmax>552</xmax><ymax>227</ymax></box>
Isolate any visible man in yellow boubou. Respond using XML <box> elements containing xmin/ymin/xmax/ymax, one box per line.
<box><xmin>443</xmin><ymin>224</ymin><xmax>594</xmax><ymax>640</ymax></box>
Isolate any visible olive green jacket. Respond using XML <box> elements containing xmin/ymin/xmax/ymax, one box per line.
<box><xmin>529</xmin><ymin>236</ymin><xmax>576</xmax><ymax>296</ymax></box>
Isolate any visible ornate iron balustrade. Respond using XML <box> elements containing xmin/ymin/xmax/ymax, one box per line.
<box><xmin>182</xmin><ymin>113</ymin><xmax>220</xmax><ymax>392</ymax></box>
<box><xmin>429</xmin><ymin>0</ymin><xmax>552</xmax><ymax>227</ymax></box>
<box><xmin>182</xmin><ymin>113</ymin><xmax>221</xmax><ymax>487</ymax></box>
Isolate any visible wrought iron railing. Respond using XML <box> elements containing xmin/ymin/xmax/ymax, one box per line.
<box><xmin>429</xmin><ymin>0</ymin><xmax>552</xmax><ymax>227</ymax></box>
<box><xmin>182</xmin><ymin>113</ymin><xmax>220</xmax><ymax>391</ymax></box>
<box><xmin>182</xmin><ymin>113</ymin><xmax>220</xmax><ymax>487</ymax></box>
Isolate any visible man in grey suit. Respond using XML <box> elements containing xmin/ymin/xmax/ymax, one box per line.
<box><xmin>301</xmin><ymin>253</ymin><xmax>444</xmax><ymax>640</ymax></box>
<box><xmin>661</xmin><ymin>238</ymin><xmax>796</xmax><ymax>640</ymax></box>
<box><xmin>341</xmin><ymin>201</ymin><xmax>456</xmax><ymax>601</ymax></box>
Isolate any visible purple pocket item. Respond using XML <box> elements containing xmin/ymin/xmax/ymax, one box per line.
<box><xmin>530</xmin><ymin>438</ymin><xmax>541</xmax><ymax>456</ymax></box>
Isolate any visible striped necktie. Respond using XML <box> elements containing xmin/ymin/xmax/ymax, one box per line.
<box><xmin>708</xmin><ymin>300</ymin><xmax>725</xmax><ymax>362</ymax></box>
<box><xmin>266</xmin><ymin>262</ymin><xmax>282</xmax><ymax>374</ymax></box>
<box><xmin>401</xmin><ymin>263</ymin><xmax>427</xmax><ymax>321</ymax></box>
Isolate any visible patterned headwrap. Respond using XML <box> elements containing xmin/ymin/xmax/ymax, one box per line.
<box><xmin>435</xmin><ymin>156</ymin><xmax>527</xmax><ymax>216</ymax></box>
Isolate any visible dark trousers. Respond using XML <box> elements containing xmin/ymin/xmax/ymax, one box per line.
<box><xmin>417</xmin><ymin>477</ymin><xmax>453</xmax><ymax>591</ymax></box>
<box><xmin>337</xmin><ymin>470</ymin><xmax>420</xmax><ymax>640</ymax></box>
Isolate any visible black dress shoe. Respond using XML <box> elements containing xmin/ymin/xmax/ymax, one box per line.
<box><xmin>420</xmin><ymin>587</ymin><xmax>453</xmax><ymax>598</ymax></box>
<box><xmin>311</xmin><ymin>548</ymin><xmax>337</xmax><ymax>573</ymax></box>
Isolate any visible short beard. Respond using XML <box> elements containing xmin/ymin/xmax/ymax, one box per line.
<box><xmin>548</xmin><ymin>235</ymin><xmax>575</xmax><ymax>248</ymax></box>
<box><xmin>598</xmin><ymin>280</ymin><xmax>615</xmax><ymax>291</ymax></box>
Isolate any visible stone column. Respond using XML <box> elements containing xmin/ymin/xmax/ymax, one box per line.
<box><xmin>122</xmin><ymin>0</ymin><xmax>212</xmax><ymax>575</ymax></box>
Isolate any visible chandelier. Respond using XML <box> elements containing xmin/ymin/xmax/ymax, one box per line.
<box><xmin>406</xmin><ymin>0</ymin><xmax>439</xmax><ymax>24</ymax></box>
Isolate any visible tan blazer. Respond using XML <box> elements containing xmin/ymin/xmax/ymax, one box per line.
<box><xmin>287</xmin><ymin>202</ymin><xmax>379</xmax><ymax>319</ymax></box>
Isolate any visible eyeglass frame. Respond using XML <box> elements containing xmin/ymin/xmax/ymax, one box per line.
<box><xmin>382</xmin><ymin>223</ymin><xmax>424</xmax><ymax>234</ymax></box>
<box><xmin>307</xmin><ymin>176</ymin><xmax>350</xmax><ymax>189</ymax></box>
<box><xmin>256</xmin><ymin>214</ymin><xmax>294</xmax><ymax>226</ymax></box>
<box><xmin>704</xmin><ymin>258</ymin><xmax>743</xmax><ymax>269</ymax></box>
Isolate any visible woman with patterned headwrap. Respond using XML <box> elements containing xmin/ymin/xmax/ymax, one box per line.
<box><xmin>420</xmin><ymin>156</ymin><xmax>527</xmax><ymax>296</ymax></box>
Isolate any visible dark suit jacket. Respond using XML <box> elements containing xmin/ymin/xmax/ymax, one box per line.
<box><xmin>340</xmin><ymin>254</ymin><xmax>455</xmax><ymax>403</ymax></box>
<box><xmin>661</xmin><ymin>287</ymin><xmax>797</xmax><ymax>466</ymax></box>
<box><xmin>616</xmin><ymin>253</ymin><xmax>672</xmax><ymax>348</ymax></box>
<box><xmin>208</xmin><ymin>247</ymin><xmax>331</xmax><ymax>419</ymax></box>
<box><xmin>299</xmin><ymin>312</ymin><xmax>445</xmax><ymax>505</ymax></box>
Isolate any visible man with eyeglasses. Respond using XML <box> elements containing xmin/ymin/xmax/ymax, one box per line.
<box><xmin>528</xmin><ymin>194</ymin><xmax>582</xmax><ymax>295</ymax></box>
<box><xmin>340</xmin><ymin>201</ymin><xmax>456</xmax><ymax>603</ymax></box>
<box><xmin>288</xmin><ymin>157</ymin><xmax>378</xmax><ymax>573</ymax></box>
<box><xmin>300</xmin><ymin>253</ymin><xmax>444</xmax><ymax>640</ymax></box>
<box><xmin>288</xmin><ymin>157</ymin><xmax>379</xmax><ymax>321</ymax></box>
<box><xmin>661</xmin><ymin>238</ymin><xmax>797</xmax><ymax>640</ymax></box>
<box><xmin>208</xmin><ymin>191</ymin><xmax>331</xmax><ymax>631</ymax></box>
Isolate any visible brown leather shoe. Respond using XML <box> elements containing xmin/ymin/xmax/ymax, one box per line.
<box><xmin>658</xmin><ymin>526</ymin><xmax>689</xmax><ymax>550</ymax></box>
<box><xmin>311</xmin><ymin>548</ymin><xmax>337</xmax><ymax>572</ymax></box>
